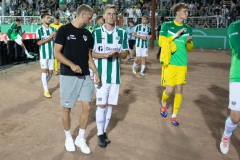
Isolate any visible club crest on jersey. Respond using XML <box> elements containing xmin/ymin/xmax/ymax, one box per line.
<box><xmin>83</xmin><ymin>35</ymin><xmax>87</xmax><ymax>41</ymax></box>
<box><xmin>116</xmin><ymin>36</ymin><xmax>120</xmax><ymax>41</ymax></box>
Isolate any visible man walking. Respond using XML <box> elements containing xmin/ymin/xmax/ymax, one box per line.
<box><xmin>158</xmin><ymin>3</ymin><xmax>194</xmax><ymax>126</ymax></box>
<box><xmin>132</xmin><ymin>15</ymin><xmax>152</xmax><ymax>76</ymax></box>
<box><xmin>55</xmin><ymin>4</ymin><xmax>100</xmax><ymax>153</ymax></box>
<box><xmin>36</xmin><ymin>13</ymin><xmax>56</xmax><ymax>98</ymax></box>
<box><xmin>220</xmin><ymin>20</ymin><xmax>240</xmax><ymax>155</ymax></box>
<box><xmin>50</xmin><ymin>15</ymin><xmax>63</xmax><ymax>75</ymax></box>
<box><xmin>92</xmin><ymin>4</ymin><xmax>128</xmax><ymax>148</ymax></box>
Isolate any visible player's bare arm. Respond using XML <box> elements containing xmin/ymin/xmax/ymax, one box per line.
<box><xmin>37</xmin><ymin>32</ymin><xmax>56</xmax><ymax>46</ymax></box>
<box><xmin>113</xmin><ymin>50</ymin><xmax>128</xmax><ymax>59</ymax></box>
<box><xmin>55</xmin><ymin>43</ymin><xmax>82</xmax><ymax>74</ymax></box>
<box><xmin>88</xmin><ymin>49</ymin><xmax>100</xmax><ymax>84</ymax></box>
<box><xmin>0</xmin><ymin>33</ymin><xmax>7</xmax><ymax>44</ymax></box>
<box><xmin>133</xmin><ymin>32</ymin><xmax>146</xmax><ymax>40</ymax></box>
<box><xmin>92</xmin><ymin>50</ymin><xmax>117</xmax><ymax>58</ymax></box>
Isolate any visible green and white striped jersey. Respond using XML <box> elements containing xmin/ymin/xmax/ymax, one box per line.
<box><xmin>36</xmin><ymin>25</ymin><xmax>56</xmax><ymax>59</ymax></box>
<box><xmin>92</xmin><ymin>25</ymin><xmax>129</xmax><ymax>84</ymax></box>
<box><xmin>134</xmin><ymin>24</ymin><xmax>151</xmax><ymax>49</ymax></box>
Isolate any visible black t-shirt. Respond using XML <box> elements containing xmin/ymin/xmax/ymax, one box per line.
<box><xmin>55</xmin><ymin>23</ymin><xmax>92</xmax><ymax>76</ymax></box>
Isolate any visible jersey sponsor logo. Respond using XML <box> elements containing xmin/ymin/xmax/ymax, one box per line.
<box><xmin>98</xmin><ymin>46</ymin><xmax>103</xmax><ymax>52</ymax></box>
<box><xmin>83</xmin><ymin>35</ymin><xmax>87</xmax><ymax>41</ymax></box>
<box><xmin>41</xmin><ymin>36</ymin><xmax>48</xmax><ymax>40</ymax></box>
<box><xmin>171</xmin><ymin>27</ymin><xmax>175</xmax><ymax>29</ymax></box>
<box><xmin>105</xmin><ymin>46</ymin><xmax>121</xmax><ymax>52</ymax></box>
<box><xmin>67</xmin><ymin>35</ymin><xmax>76</xmax><ymax>40</ymax></box>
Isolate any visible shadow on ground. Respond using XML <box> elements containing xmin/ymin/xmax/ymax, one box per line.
<box><xmin>194</xmin><ymin>85</ymin><xmax>240</xmax><ymax>158</ymax></box>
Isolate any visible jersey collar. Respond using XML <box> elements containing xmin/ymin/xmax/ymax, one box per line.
<box><xmin>174</xmin><ymin>20</ymin><xmax>183</xmax><ymax>26</ymax></box>
<box><xmin>42</xmin><ymin>25</ymin><xmax>50</xmax><ymax>30</ymax></box>
<box><xmin>102</xmin><ymin>24</ymin><xmax>117</xmax><ymax>34</ymax></box>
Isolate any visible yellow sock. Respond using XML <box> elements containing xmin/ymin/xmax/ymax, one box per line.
<box><xmin>173</xmin><ymin>94</ymin><xmax>183</xmax><ymax>115</ymax></box>
<box><xmin>54</xmin><ymin>59</ymin><xmax>58</xmax><ymax>72</ymax></box>
<box><xmin>161</xmin><ymin>91</ymin><xmax>170</xmax><ymax>106</ymax></box>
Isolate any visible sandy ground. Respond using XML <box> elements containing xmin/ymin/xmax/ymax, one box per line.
<box><xmin>0</xmin><ymin>47</ymin><xmax>239</xmax><ymax>160</ymax></box>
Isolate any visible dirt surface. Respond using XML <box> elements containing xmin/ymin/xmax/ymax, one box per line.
<box><xmin>0</xmin><ymin>47</ymin><xmax>239</xmax><ymax>160</ymax></box>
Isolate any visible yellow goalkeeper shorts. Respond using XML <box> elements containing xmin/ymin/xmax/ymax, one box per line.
<box><xmin>161</xmin><ymin>65</ymin><xmax>187</xmax><ymax>87</ymax></box>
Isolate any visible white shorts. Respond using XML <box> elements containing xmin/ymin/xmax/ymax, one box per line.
<box><xmin>14</xmin><ymin>34</ymin><xmax>23</xmax><ymax>45</ymax></box>
<box><xmin>95</xmin><ymin>83</ymin><xmax>120</xmax><ymax>105</ymax></box>
<box><xmin>136</xmin><ymin>47</ymin><xmax>148</xmax><ymax>57</ymax></box>
<box><xmin>40</xmin><ymin>59</ymin><xmax>54</xmax><ymax>70</ymax></box>
<box><xmin>228</xmin><ymin>82</ymin><xmax>240</xmax><ymax>111</ymax></box>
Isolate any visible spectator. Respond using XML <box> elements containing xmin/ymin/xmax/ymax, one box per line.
<box><xmin>65</xmin><ymin>7</ymin><xmax>71</xmax><ymax>16</ymax></box>
<box><xmin>27</xmin><ymin>6</ymin><xmax>34</xmax><ymax>16</ymax></box>
<box><xmin>126</xmin><ymin>5</ymin><xmax>134</xmax><ymax>18</ymax></box>
<box><xmin>221</xmin><ymin>5</ymin><xmax>229</xmax><ymax>27</ymax></box>
<box><xmin>202</xmin><ymin>21</ymin><xmax>211</xmax><ymax>28</ymax></box>
<box><xmin>141</xmin><ymin>7</ymin><xmax>149</xmax><ymax>16</ymax></box>
<box><xmin>189</xmin><ymin>1</ymin><xmax>194</xmax><ymax>16</ymax></box>
<box><xmin>135</xmin><ymin>6</ymin><xmax>141</xmax><ymax>17</ymax></box>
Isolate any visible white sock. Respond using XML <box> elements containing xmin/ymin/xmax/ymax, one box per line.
<box><xmin>41</xmin><ymin>73</ymin><xmax>48</xmax><ymax>92</ymax></box>
<box><xmin>171</xmin><ymin>114</ymin><xmax>177</xmax><ymax>118</ymax></box>
<box><xmin>132</xmin><ymin>63</ymin><xmax>137</xmax><ymax>69</ymax></box>
<box><xmin>223</xmin><ymin>117</ymin><xmax>238</xmax><ymax>138</ymax></box>
<box><xmin>77</xmin><ymin>128</ymin><xmax>85</xmax><ymax>140</ymax></box>
<box><xmin>64</xmin><ymin>130</ymin><xmax>72</xmax><ymax>139</ymax></box>
<box><xmin>96</xmin><ymin>107</ymin><xmax>106</xmax><ymax>136</ymax></box>
<box><xmin>140</xmin><ymin>65</ymin><xmax>145</xmax><ymax>73</ymax></box>
<box><xmin>104</xmin><ymin>106</ymin><xmax>112</xmax><ymax>133</ymax></box>
<box><xmin>24</xmin><ymin>47</ymin><xmax>30</xmax><ymax>56</ymax></box>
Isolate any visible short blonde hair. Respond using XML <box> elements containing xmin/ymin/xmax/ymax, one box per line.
<box><xmin>77</xmin><ymin>4</ymin><xmax>94</xmax><ymax>16</ymax></box>
<box><xmin>172</xmin><ymin>3</ymin><xmax>189</xmax><ymax>16</ymax></box>
<box><xmin>104</xmin><ymin>4</ymin><xmax>116</xmax><ymax>13</ymax></box>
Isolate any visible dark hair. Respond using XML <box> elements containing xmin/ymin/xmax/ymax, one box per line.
<box><xmin>96</xmin><ymin>15</ymin><xmax>103</xmax><ymax>22</ymax></box>
<box><xmin>54</xmin><ymin>15</ymin><xmax>60</xmax><ymax>20</ymax></box>
<box><xmin>15</xmin><ymin>18</ymin><xmax>21</xmax><ymax>22</ymax></box>
<box><xmin>41</xmin><ymin>13</ymin><xmax>50</xmax><ymax>19</ymax></box>
<box><xmin>128</xmin><ymin>20</ymin><xmax>134</xmax><ymax>25</ymax></box>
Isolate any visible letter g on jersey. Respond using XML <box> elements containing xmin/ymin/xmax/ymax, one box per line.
<box><xmin>98</xmin><ymin>46</ymin><xmax>103</xmax><ymax>52</ymax></box>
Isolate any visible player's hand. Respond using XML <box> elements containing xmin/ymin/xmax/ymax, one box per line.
<box><xmin>50</xmin><ymin>32</ymin><xmax>57</xmax><ymax>39</ymax></box>
<box><xmin>148</xmin><ymin>35</ymin><xmax>152</xmax><ymax>39</ymax></box>
<box><xmin>70</xmin><ymin>64</ymin><xmax>82</xmax><ymax>74</ymax></box>
<box><xmin>177</xmin><ymin>28</ymin><xmax>186</xmax><ymax>37</ymax></box>
<box><xmin>94</xmin><ymin>73</ymin><xmax>101</xmax><ymax>84</ymax></box>
<box><xmin>105</xmin><ymin>50</ymin><xmax>118</xmax><ymax>57</ymax></box>
<box><xmin>141</xmin><ymin>36</ymin><xmax>147</xmax><ymax>41</ymax></box>
<box><xmin>187</xmin><ymin>36</ymin><xmax>193</xmax><ymax>43</ymax></box>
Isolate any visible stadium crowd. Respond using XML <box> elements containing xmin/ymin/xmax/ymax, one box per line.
<box><xmin>0</xmin><ymin>0</ymin><xmax>240</xmax><ymax>27</ymax></box>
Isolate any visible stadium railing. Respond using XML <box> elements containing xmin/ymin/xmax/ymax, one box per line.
<box><xmin>123</xmin><ymin>15</ymin><xmax>240</xmax><ymax>28</ymax></box>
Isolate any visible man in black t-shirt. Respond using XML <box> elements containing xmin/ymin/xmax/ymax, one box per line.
<box><xmin>55</xmin><ymin>4</ymin><xmax>100</xmax><ymax>154</ymax></box>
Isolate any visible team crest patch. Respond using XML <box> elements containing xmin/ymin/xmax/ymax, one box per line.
<box><xmin>98</xmin><ymin>98</ymin><xmax>102</xmax><ymax>101</ymax></box>
<box><xmin>64</xmin><ymin>100</ymin><xmax>70</xmax><ymax>105</ymax></box>
<box><xmin>116</xmin><ymin>36</ymin><xmax>120</xmax><ymax>41</ymax></box>
<box><xmin>83</xmin><ymin>35</ymin><xmax>87</xmax><ymax>41</ymax></box>
<box><xmin>232</xmin><ymin>101</ymin><xmax>236</xmax><ymax>105</ymax></box>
